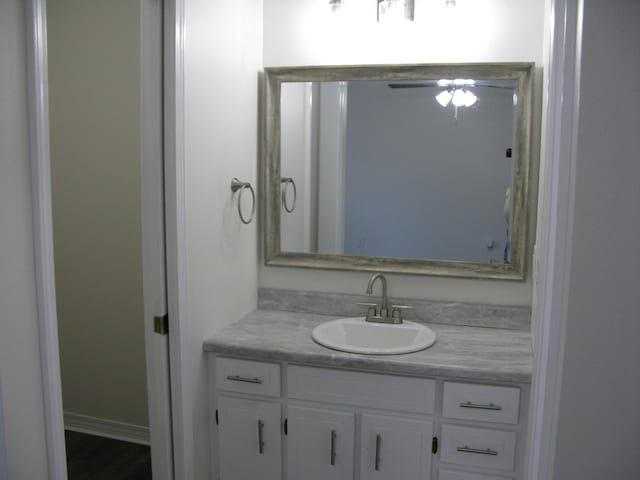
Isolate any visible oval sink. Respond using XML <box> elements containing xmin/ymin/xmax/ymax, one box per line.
<box><xmin>311</xmin><ymin>317</ymin><xmax>436</xmax><ymax>355</ymax></box>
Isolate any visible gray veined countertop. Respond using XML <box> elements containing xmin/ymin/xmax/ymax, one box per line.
<box><xmin>203</xmin><ymin>310</ymin><xmax>533</xmax><ymax>383</ymax></box>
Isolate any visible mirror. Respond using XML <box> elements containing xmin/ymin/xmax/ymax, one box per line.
<box><xmin>263</xmin><ymin>64</ymin><xmax>534</xmax><ymax>280</ymax></box>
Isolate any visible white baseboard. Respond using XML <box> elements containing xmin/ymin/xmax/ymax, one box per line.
<box><xmin>64</xmin><ymin>412</ymin><xmax>150</xmax><ymax>446</ymax></box>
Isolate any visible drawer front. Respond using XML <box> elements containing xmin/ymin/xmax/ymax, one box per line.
<box><xmin>443</xmin><ymin>382</ymin><xmax>520</xmax><ymax>425</ymax></box>
<box><xmin>439</xmin><ymin>469</ymin><xmax>513</xmax><ymax>480</ymax></box>
<box><xmin>440</xmin><ymin>424</ymin><xmax>516</xmax><ymax>471</ymax></box>
<box><xmin>288</xmin><ymin>365</ymin><xmax>436</xmax><ymax>414</ymax></box>
<box><xmin>215</xmin><ymin>357</ymin><xmax>281</xmax><ymax>397</ymax></box>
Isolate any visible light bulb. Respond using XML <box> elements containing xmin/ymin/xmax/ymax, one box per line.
<box><xmin>435</xmin><ymin>90</ymin><xmax>452</xmax><ymax>107</ymax></box>
<box><xmin>438</xmin><ymin>79</ymin><xmax>451</xmax><ymax>87</ymax></box>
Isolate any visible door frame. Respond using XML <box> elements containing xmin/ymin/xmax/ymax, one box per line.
<box><xmin>25</xmin><ymin>0</ymin><xmax>178</xmax><ymax>478</ymax></box>
<box><xmin>524</xmin><ymin>0</ymin><xmax>583</xmax><ymax>478</ymax></box>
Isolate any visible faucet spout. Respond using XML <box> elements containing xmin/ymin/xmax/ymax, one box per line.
<box><xmin>366</xmin><ymin>273</ymin><xmax>388</xmax><ymax>312</ymax></box>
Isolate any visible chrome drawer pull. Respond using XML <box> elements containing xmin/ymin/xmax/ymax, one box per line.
<box><xmin>459</xmin><ymin>401</ymin><xmax>502</xmax><ymax>411</ymax></box>
<box><xmin>226</xmin><ymin>375</ymin><xmax>263</xmax><ymax>384</ymax></box>
<box><xmin>374</xmin><ymin>434</ymin><xmax>381</xmax><ymax>471</ymax></box>
<box><xmin>258</xmin><ymin>420</ymin><xmax>265</xmax><ymax>454</ymax></box>
<box><xmin>330</xmin><ymin>430</ymin><xmax>337</xmax><ymax>465</ymax></box>
<box><xmin>456</xmin><ymin>446</ymin><xmax>498</xmax><ymax>456</ymax></box>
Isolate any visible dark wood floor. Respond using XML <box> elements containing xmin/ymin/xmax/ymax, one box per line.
<box><xmin>65</xmin><ymin>430</ymin><xmax>152</xmax><ymax>480</ymax></box>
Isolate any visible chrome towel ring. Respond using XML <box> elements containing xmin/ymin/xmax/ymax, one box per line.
<box><xmin>230</xmin><ymin>178</ymin><xmax>255</xmax><ymax>225</ymax></box>
<box><xmin>281</xmin><ymin>177</ymin><xmax>297</xmax><ymax>213</ymax></box>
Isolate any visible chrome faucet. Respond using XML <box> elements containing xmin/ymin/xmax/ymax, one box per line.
<box><xmin>366</xmin><ymin>273</ymin><xmax>390</xmax><ymax>320</ymax></box>
<box><xmin>360</xmin><ymin>273</ymin><xmax>411</xmax><ymax>324</ymax></box>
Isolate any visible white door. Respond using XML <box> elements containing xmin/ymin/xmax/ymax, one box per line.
<box><xmin>217</xmin><ymin>396</ymin><xmax>282</xmax><ymax>480</ymax></box>
<box><xmin>140</xmin><ymin>0</ymin><xmax>173</xmax><ymax>477</ymax></box>
<box><xmin>360</xmin><ymin>413</ymin><xmax>433</xmax><ymax>480</ymax></box>
<box><xmin>287</xmin><ymin>405</ymin><xmax>355</xmax><ymax>480</ymax></box>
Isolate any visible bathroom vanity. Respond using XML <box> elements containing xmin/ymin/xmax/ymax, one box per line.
<box><xmin>204</xmin><ymin>292</ymin><xmax>532</xmax><ymax>480</ymax></box>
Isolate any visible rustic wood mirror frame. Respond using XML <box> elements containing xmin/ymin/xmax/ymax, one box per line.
<box><xmin>263</xmin><ymin>63</ymin><xmax>534</xmax><ymax>280</ymax></box>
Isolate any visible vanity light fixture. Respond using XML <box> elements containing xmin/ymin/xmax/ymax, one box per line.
<box><xmin>377</xmin><ymin>0</ymin><xmax>414</xmax><ymax>22</ymax></box>
<box><xmin>329</xmin><ymin>0</ymin><xmax>345</xmax><ymax>13</ymax></box>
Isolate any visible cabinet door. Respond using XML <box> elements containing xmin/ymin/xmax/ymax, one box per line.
<box><xmin>287</xmin><ymin>405</ymin><xmax>355</xmax><ymax>480</ymax></box>
<box><xmin>360</xmin><ymin>413</ymin><xmax>433</xmax><ymax>480</ymax></box>
<box><xmin>217</xmin><ymin>396</ymin><xmax>281</xmax><ymax>480</ymax></box>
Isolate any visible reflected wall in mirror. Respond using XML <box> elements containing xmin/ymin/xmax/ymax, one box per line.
<box><xmin>264</xmin><ymin>64</ymin><xmax>534</xmax><ymax>280</ymax></box>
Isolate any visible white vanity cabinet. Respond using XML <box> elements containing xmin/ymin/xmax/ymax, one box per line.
<box><xmin>209</xmin><ymin>356</ymin><xmax>527</xmax><ymax>480</ymax></box>
<box><xmin>360</xmin><ymin>413</ymin><xmax>433</xmax><ymax>480</ymax></box>
<box><xmin>217</xmin><ymin>396</ymin><xmax>282</xmax><ymax>480</ymax></box>
<box><xmin>287</xmin><ymin>405</ymin><xmax>355</xmax><ymax>480</ymax></box>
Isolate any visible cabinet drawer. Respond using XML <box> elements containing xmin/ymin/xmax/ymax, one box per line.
<box><xmin>440</xmin><ymin>469</ymin><xmax>513</xmax><ymax>480</ymax></box>
<box><xmin>440</xmin><ymin>424</ymin><xmax>516</xmax><ymax>471</ymax></box>
<box><xmin>443</xmin><ymin>382</ymin><xmax>520</xmax><ymax>425</ymax></box>
<box><xmin>216</xmin><ymin>357</ymin><xmax>281</xmax><ymax>397</ymax></box>
<box><xmin>288</xmin><ymin>366</ymin><xmax>436</xmax><ymax>414</ymax></box>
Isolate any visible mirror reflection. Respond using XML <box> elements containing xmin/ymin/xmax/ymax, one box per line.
<box><xmin>280</xmin><ymin>78</ymin><xmax>518</xmax><ymax>264</ymax></box>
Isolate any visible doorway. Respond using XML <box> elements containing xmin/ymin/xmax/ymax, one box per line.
<box><xmin>45</xmin><ymin>0</ymin><xmax>172</xmax><ymax>478</ymax></box>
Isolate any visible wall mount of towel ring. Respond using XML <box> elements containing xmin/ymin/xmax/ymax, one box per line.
<box><xmin>231</xmin><ymin>178</ymin><xmax>255</xmax><ymax>225</ymax></box>
<box><xmin>280</xmin><ymin>177</ymin><xmax>297</xmax><ymax>213</ymax></box>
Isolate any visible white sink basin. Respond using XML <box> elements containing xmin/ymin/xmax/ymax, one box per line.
<box><xmin>311</xmin><ymin>317</ymin><xmax>436</xmax><ymax>355</ymax></box>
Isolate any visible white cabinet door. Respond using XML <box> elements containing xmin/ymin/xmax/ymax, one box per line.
<box><xmin>287</xmin><ymin>405</ymin><xmax>355</xmax><ymax>480</ymax></box>
<box><xmin>217</xmin><ymin>396</ymin><xmax>282</xmax><ymax>480</ymax></box>
<box><xmin>360</xmin><ymin>413</ymin><xmax>433</xmax><ymax>480</ymax></box>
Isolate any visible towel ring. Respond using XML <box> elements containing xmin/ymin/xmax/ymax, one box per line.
<box><xmin>281</xmin><ymin>177</ymin><xmax>297</xmax><ymax>213</ymax></box>
<box><xmin>230</xmin><ymin>178</ymin><xmax>255</xmax><ymax>225</ymax></box>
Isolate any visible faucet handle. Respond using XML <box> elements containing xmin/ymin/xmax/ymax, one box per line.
<box><xmin>356</xmin><ymin>302</ymin><xmax>377</xmax><ymax>321</ymax></box>
<box><xmin>391</xmin><ymin>305</ymin><xmax>413</xmax><ymax>323</ymax></box>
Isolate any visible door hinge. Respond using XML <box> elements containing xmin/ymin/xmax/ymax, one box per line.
<box><xmin>215</xmin><ymin>409</ymin><xmax>219</xmax><ymax>425</ymax></box>
<box><xmin>432</xmin><ymin>436</ymin><xmax>438</xmax><ymax>454</ymax></box>
<box><xmin>284</xmin><ymin>418</ymin><xmax>287</xmax><ymax>435</ymax></box>
<box><xmin>154</xmin><ymin>314</ymin><xmax>169</xmax><ymax>335</ymax></box>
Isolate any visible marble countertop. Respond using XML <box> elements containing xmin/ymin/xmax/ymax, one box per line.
<box><xmin>203</xmin><ymin>310</ymin><xmax>533</xmax><ymax>383</ymax></box>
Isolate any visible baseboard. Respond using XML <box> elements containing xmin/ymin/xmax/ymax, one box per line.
<box><xmin>64</xmin><ymin>412</ymin><xmax>150</xmax><ymax>446</ymax></box>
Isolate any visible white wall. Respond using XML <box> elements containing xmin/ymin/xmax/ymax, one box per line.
<box><xmin>260</xmin><ymin>0</ymin><xmax>544</xmax><ymax>306</ymax></box>
<box><xmin>179</xmin><ymin>0</ymin><xmax>262</xmax><ymax>477</ymax></box>
<box><xmin>552</xmin><ymin>1</ymin><xmax>640</xmax><ymax>478</ymax></box>
<box><xmin>47</xmin><ymin>0</ymin><xmax>149</xmax><ymax>430</ymax></box>
<box><xmin>0</xmin><ymin>0</ymin><xmax>50</xmax><ymax>477</ymax></box>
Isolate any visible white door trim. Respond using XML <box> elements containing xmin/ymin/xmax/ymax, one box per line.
<box><xmin>26</xmin><ymin>0</ymin><xmax>179</xmax><ymax>478</ymax></box>
<box><xmin>24</xmin><ymin>1</ymin><xmax>67</xmax><ymax>478</ymax></box>
<box><xmin>140</xmin><ymin>0</ymin><xmax>175</xmax><ymax>478</ymax></box>
<box><xmin>525</xmin><ymin>0</ymin><xmax>583</xmax><ymax>478</ymax></box>
<box><xmin>163</xmin><ymin>0</ymin><xmax>190</xmax><ymax>478</ymax></box>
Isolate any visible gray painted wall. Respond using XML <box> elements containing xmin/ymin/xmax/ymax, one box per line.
<box><xmin>0</xmin><ymin>381</ymin><xmax>7</xmax><ymax>480</ymax></box>
<box><xmin>344</xmin><ymin>82</ymin><xmax>515</xmax><ymax>263</ymax></box>
<box><xmin>0</xmin><ymin>0</ymin><xmax>50</xmax><ymax>477</ymax></box>
<box><xmin>553</xmin><ymin>1</ymin><xmax>640</xmax><ymax>478</ymax></box>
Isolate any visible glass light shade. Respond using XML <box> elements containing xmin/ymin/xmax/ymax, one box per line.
<box><xmin>329</xmin><ymin>0</ymin><xmax>344</xmax><ymax>13</ymax></box>
<box><xmin>378</xmin><ymin>0</ymin><xmax>414</xmax><ymax>22</ymax></box>
<box><xmin>451</xmin><ymin>89</ymin><xmax>466</xmax><ymax>107</ymax></box>
<box><xmin>435</xmin><ymin>90</ymin><xmax>452</xmax><ymax>107</ymax></box>
<box><xmin>463</xmin><ymin>90</ymin><xmax>477</xmax><ymax>107</ymax></box>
